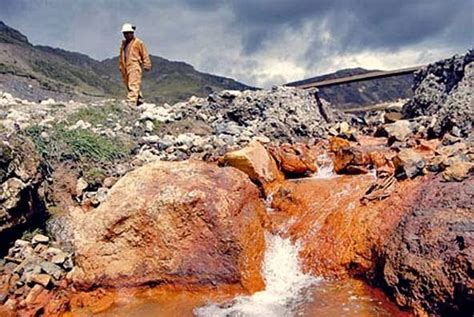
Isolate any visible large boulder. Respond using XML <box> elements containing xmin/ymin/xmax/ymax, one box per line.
<box><xmin>219</xmin><ymin>140</ymin><xmax>283</xmax><ymax>187</ymax></box>
<box><xmin>69</xmin><ymin>160</ymin><xmax>266</xmax><ymax>293</ymax></box>
<box><xmin>0</xmin><ymin>136</ymin><xmax>45</xmax><ymax>248</ymax></box>
<box><xmin>382</xmin><ymin>176</ymin><xmax>474</xmax><ymax>316</ymax></box>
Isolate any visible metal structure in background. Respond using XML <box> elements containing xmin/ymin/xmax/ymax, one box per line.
<box><xmin>288</xmin><ymin>66</ymin><xmax>423</xmax><ymax>89</ymax></box>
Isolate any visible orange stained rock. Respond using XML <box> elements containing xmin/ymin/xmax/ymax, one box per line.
<box><xmin>269</xmin><ymin>175</ymin><xmax>423</xmax><ymax>278</ymax></box>
<box><xmin>416</xmin><ymin>138</ymin><xmax>441</xmax><ymax>153</ymax></box>
<box><xmin>329</xmin><ymin>137</ymin><xmax>395</xmax><ymax>175</ymax></box>
<box><xmin>219</xmin><ymin>140</ymin><xmax>284</xmax><ymax>188</ymax></box>
<box><xmin>356</xmin><ymin>135</ymin><xmax>389</xmax><ymax>147</ymax></box>
<box><xmin>329</xmin><ymin>136</ymin><xmax>351</xmax><ymax>152</ymax></box>
<box><xmin>69</xmin><ymin>160</ymin><xmax>266</xmax><ymax>294</ymax></box>
<box><xmin>268</xmin><ymin>143</ymin><xmax>318</xmax><ymax>176</ymax></box>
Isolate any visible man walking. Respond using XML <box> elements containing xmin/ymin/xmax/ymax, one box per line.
<box><xmin>119</xmin><ymin>23</ymin><xmax>152</xmax><ymax>106</ymax></box>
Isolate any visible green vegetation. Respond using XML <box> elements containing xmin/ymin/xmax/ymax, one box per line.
<box><xmin>59</xmin><ymin>128</ymin><xmax>126</xmax><ymax>162</ymax></box>
<box><xmin>30</xmin><ymin>59</ymin><xmax>121</xmax><ymax>96</ymax></box>
<box><xmin>148</xmin><ymin>73</ymin><xmax>203</xmax><ymax>104</ymax></box>
<box><xmin>24</xmin><ymin>125</ymin><xmax>50</xmax><ymax>158</ymax></box>
<box><xmin>152</xmin><ymin>119</ymin><xmax>161</xmax><ymax>135</ymax></box>
<box><xmin>21</xmin><ymin>228</ymin><xmax>46</xmax><ymax>241</ymax></box>
<box><xmin>66</xmin><ymin>102</ymin><xmax>123</xmax><ymax>126</ymax></box>
<box><xmin>25</xmin><ymin>123</ymin><xmax>131</xmax><ymax>167</ymax></box>
<box><xmin>32</xmin><ymin>60</ymin><xmax>78</xmax><ymax>86</ymax></box>
<box><xmin>83</xmin><ymin>167</ymin><xmax>107</xmax><ymax>185</ymax></box>
<box><xmin>0</xmin><ymin>63</ymin><xmax>16</xmax><ymax>74</ymax></box>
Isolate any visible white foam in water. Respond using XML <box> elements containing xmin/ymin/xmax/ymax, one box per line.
<box><xmin>313</xmin><ymin>154</ymin><xmax>335</xmax><ymax>179</ymax></box>
<box><xmin>264</xmin><ymin>194</ymin><xmax>275</xmax><ymax>213</ymax></box>
<box><xmin>368</xmin><ymin>168</ymin><xmax>377</xmax><ymax>179</ymax></box>
<box><xmin>194</xmin><ymin>234</ymin><xmax>319</xmax><ymax>317</ymax></box>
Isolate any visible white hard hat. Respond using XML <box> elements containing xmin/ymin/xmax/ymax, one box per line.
<box><xmin>121</xmin><ymin>23</ymin><xmax>135</xmax><ymax>33</ymax></box>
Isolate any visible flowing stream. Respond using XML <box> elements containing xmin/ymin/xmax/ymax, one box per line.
<box><xmin>195</xmin><ymin>234</ymin><xmax>319</xmax><ymax>317</ymax></box>
<box><xmin>93</xmin><ymin>171</ymin><xmax>411</xmax><ymax>317</ymax></box>
<box><xmin>193</xmin><ymin>235</ymin><xmax>409</xmax><ymax>317</ymax></box>
<box><xmin>95</xmin><ymin>232</ymin><xmax>409</xmax><ymax>317</ymax></box>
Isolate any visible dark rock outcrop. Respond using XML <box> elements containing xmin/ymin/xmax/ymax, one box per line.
<box><xmin>0</xmin><ymin>136</ymin><xmax>45</xmax><ymax>251</ymax></box>
<box><xmin>382</xmin><ymin>176</ymin><xmax>474</xmax><ymax>316</ymax></box>
<box><xmin>175</xmin><ymin>87</ymin><xmax>345</xmax><ymax>143</ymax></box>
<box><xmin>402</xmin><ymin>50</ymin><xmax>473</xmax><ymax>138</ymax></box>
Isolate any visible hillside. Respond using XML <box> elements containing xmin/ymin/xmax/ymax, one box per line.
<box><xmin>0</xmin><ymin>21</ymin><xmax>121</xmax><ymax>101</ymax></box>
<box><xmin>0</xmin><ymin>21</ymin><xmax>252</xmax><ymax>104</ymax></box>
<box><xmin>287</xmin><ymin>67</ymin><xmax>413</xmax><ymax>109</ymax></box>
<box><xmin>100</xmin><ymin>56</ymin><xmax>253</xmax><ymax>104</ymax></box>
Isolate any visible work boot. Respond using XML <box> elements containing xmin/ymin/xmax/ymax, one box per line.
<box><xmin>137</xmin><ymin>92</ymin><xmax>144</xmax><ymax>106</ymax></box>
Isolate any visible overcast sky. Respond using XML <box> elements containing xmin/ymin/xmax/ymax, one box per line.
<box><xmin>1</xmin><ymin>0</ymin><xmax>473</xmax><ymax>87</ymax></box>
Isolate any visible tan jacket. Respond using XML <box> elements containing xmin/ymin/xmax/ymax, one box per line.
<box><xmin>119</xmin><ymin>37</ymin><xmax>152</xmax><ymax>78</ymax></box>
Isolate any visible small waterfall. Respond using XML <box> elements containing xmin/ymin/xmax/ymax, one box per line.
<box><xmin>194</xmin><ymin>234</ymin><xmax>319</xmax><ymax>317</ymax></box>
<box><xmin>312</xmin><ymin>153</ymin><xmax>335</xmax><ymax>179</ymax></box>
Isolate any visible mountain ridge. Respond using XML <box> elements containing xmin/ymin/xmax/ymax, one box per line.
<box><xmin>0</xmin><ymin>21</ymin><xmax>253</xmax><ymax>104</ymax></box>
<box><xmin>287</xmin><ymin>67</ymin><xmax>414</xmax><ymax>109</ymax></box>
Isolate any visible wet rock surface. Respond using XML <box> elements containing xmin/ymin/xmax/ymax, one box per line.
<box><xmin>329</xmin><ymin>137</ymin><xmax>395</xmax><ymax>176</ymax></box>
<box><xmin>268</xmin><ymin>143</ymin><xmax>318</xmax><ymax>177</ymax></box>
<box><xmin>382</xmin><ymin>176</ymin><xmax>474</xmax><ymax>316</ymax></box>
<box><xmin>268</xmin><ymin>174</ymin><xmax>422</xmax><ymax>278</ymax></box>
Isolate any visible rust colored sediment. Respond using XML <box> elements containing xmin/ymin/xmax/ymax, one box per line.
<box><xmin>268</xmin><ymin>175</ymin><xmax>424</xmax><ymax>278</ymax></box>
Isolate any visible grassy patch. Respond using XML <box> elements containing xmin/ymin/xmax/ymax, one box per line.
<box><xmin>21</xmin><ymin>228</ymin><xmax>46</xmax><ymax>241</ymax></box>
<box><xmin>24</xmin><ymin>125</ymin><xmax>50</xmax><ymax>158</ymax></box>
<box><xmin>152</xmin><ymin>119</ymin><xmax>161</xmax><ymax>135</ymax></box>
<box><xmin>83</xmin><ymin>167</ymin><xmax>106</xmax><ymax>185</ymax></box>
<box><xmin>67</xmin><ymin>102</ymin><xmax>123</xmax><ymax>126</ymax></box>
<box><xmin>25</xmin><ymin>123</ymin><xmax>131</xmax><ymax>166</ymax></box>
<box><xmin>59</xmin><ymin>128</ymin><xmax>125</xmax><ymax>162</ymax></box>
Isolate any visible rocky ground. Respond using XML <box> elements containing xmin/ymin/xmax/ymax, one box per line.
<box><xmin>0</xmin><ymin>51</ymin><xmax>472</xmax><ymax>316</ymax></box>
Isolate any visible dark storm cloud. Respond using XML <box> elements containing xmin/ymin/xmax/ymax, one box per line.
<box><xmin>182</xmin><ymin>0</ymin><xmax>472</xmax><ymax>54</ymax></box>
<box><xmin>0</xmin><ymin>0</ymin><xmax>472</xmax><ymax>87</ymax></box>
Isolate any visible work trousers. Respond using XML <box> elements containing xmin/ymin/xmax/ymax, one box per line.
<box><xmin>124</xmin><ymin>67</ymin><xmax>143</xmax><ymax>105</ymax></box>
